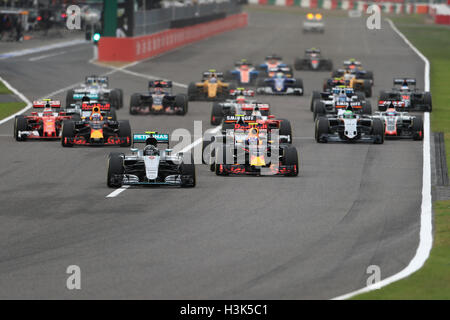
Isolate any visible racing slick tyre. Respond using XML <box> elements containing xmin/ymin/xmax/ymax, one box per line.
<box><xmin>118</xmin><ymin>120</ymin><xmax>132</xmax><ymax>147</ymax></box>
<box><xmin>117</xmin><ymin>89</ymin><xmax>124</xmax><ymax>109</ymax></box>
<box><xmin>107</xmin><ymin>153</ymin><xmax>124</xmax><ymax>188</ymax></box>
<box><xmin>109</xmin><ymin>108</ymin><xmax>118</xmax><ymax>121</ymax></box>
<box><xmin>180</xmin><ymin>162</ymin><xmax>196</xmax><ymax>188</ymax></box>
<box><xmin>278</xmin><ymin>118</ymin><xmax>292</xmax><ymax>144</ymax></box>
<box><xmin>70</xmin><ymin>114</ymin><xmax>81</xmax><ymax>122</ymax></box>
<box><xmin>294</xmin><ymin>58</ymin><xmax>306</xmax><ymax>71</ymax></box>
<box><xmin>14</xmin><ymin>115</ymin><xmax>28</xmax><ymax>141</ymax></box>
<box><xmin>315</xmin><ymin>117</ymin><xmax>329</xmax><ymax>143</ymax></box>
<box><xmin>313</xmin><ymin>101</ymin><xmax>326</xmax><ymax>120</ymax></box>
<box><xmin>362</xmin><ymin>100</ymin><xmax>372</xmax><ymax>115</ymax></box>
<box><xmin>356</xmin><ymin>92</ymin><xmax>366</xmax><ymax>101</ymax></box>
<box><xmin>110</xmin><ymin>89</ymin><xmax>121</xmax><ymax>110</ymax></box>
<box><xmin>175</xmin><ymin>94</ymin><xmax>188</xmax><ymax>115</ymax></box>
<box><xmin>294</xmin><ymin>78</ymin><xmax>304</xmax><ymax>96</ymax></box>
<box><xmin>61</xmin><ymin>120</ymin><xmax>75</xmax><ymax>147</ymax></box>
<box><xmin>363</xmin><ymin>79</ymin><xmax>372</xmax><ymax>98</ymax></box>
<box><xmin>215</xmin><ymin>146</ymin><xmax>230</xmax><ymax>176</ymax></box>
<box><xmin>424</xmin><ymin>92</ymin><xmax>432</xmax><ymax>112</ymax></box>
<box><xmin>364</xmin><ymin>71</ymin><xmax>374</xmax><ymax>82</ymax></box>
<box><xmin>311</xmin><ymin>91</ymin><xmax>321</xmax><ymax>112</ymax></box>
<box><xmin>372</xmin><ymin>118</ymin><xmax>385</xmax><ymax>144</ymax></box>
<box><xmin>412</xmin><ymin>116</ymin><xmax>424</xmax><ymax>141</ymax></box>
<box><xmin>129</xmin><ymin>93</ymin><xmax>142</xmax><ymax>115</ymax></box>
<box><xmin>65</xmin><ymin>89</ymin><xmax>75</xmax><ymax>107</ymax></box>
<box><xmin>187</xmin><ymin>82</ymin><xmax>198</xmax><ymax>101</ymax></box>
<box><xmin>211</xmin><ymin>102</ymin><xmax>223</xmax><ymax>125</ymax></box>
<box><xmin>283</xmin><ymin>146</ymin><xmax>299</xmax><ymax>177</ymax></box>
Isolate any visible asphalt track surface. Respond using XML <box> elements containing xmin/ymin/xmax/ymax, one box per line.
<box><xmin>0</xmin><ymin>10</ymin><xmax>425</xmax><ymax>299</ymax></box>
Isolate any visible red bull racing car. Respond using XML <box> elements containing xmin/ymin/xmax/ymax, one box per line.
<box><xmin>61</xmin><ymin>104</ymin><xmax>131</xmax><ymax>147</ymax></box>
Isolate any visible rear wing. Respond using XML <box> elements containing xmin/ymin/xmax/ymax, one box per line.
<box><xmin>149</xmin><ymin>80</ymin><xmax>172</xmax><ymax>89</ymax></box>
<box><xmin>132</xmin><ymin>132</ymin><xmax>170</xmax><ymax>145</ymax></box>
<box><xmin>85</xmin><ymin>75</ymin><xmax>109</xmax><ymax>86</ymax></box>
<box><xmin>265</xmin><ymin>55</ymin><xmax>282</xmax><ymax>61</ymax></box>
<box><xmin>202</xmin><ymin>71</ymin><xmax>223</xmax><ymax>79</ymax></box>
<box><xmin>229</xmin><ymin>88</ymin><xmax>255</xmax><ymax>97</ymax></box>
<box><xmin>267</xmin><ymin>66</ymin><xmax>291</xmax><ymax>74</ymax></box>
<box><xmin>235</xmin><ymin>60</ymin><xmax>253</xmax><ymax>67</ymax></box>
<box><xmin>81</xmin><ymin>103</ymin><xmax>111</xmax><ymax>111</ymax></box>
<box><xmin>344</xmin><ymin>60</ymin><xmax>361</xmax><ymax>67</ymax></box>
<box><xmin>393</xmin><ymin>78</ymin><xmax>416</xmax><ymax>86</ymax></box>
<box><xmin>306</xmin><ymin>48</ymin><xmax>321</xmax><ymax>54</ymax></box>
<box><xmin>32</xmin><ymin>100</ymin><xmax>61</xmax><ymax>108</ymax></box>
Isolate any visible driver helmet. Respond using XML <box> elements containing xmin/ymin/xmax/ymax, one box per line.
<box><xmin>154</xmin><ymin>86</ymin><xmax>164</xmax><ymax>94</ymax></box>
<box><xmin>143</xmin><ymin>144</ymin><xmax>159</xmax><ymax>156</ymax></box>
<box><xmin>343</xmin><ymin>110</ymin><xmax>353</xmax><ymax>119</ymax></box>
<box><xmin>386</xmin><ymin>108</ymin><xmax>397</xmax><ymax>116</ymax></box>
<box><xmin>43</xmin><ymin>108</ymin><xmax>53</xmax><ymax>116</ymax></box>
<box><xmin>401</xmin><ymin>85</ymin><xmax>409</xmax><ymax>91</ymax></box>
<box><xmin>236</xmin><ymin>96</ymin><xmax>246</xmax><ymax>104</ymax></box>
<box><xmin>275</xmin><ymin>72</ymin><xmax>284</xmax><ymax>79</ymax></box>
<box><xmin>91</xmin><ymin>112</ymin><xmax>102</xmax><ymax>121</ymax></box>
<box><xmin>338</xmin><ymin>94</ymin><xmax>347</xmax><ymax>103</ymax></box>
<box><xmin>251</xmin><ymin>109</ymin><xmax>262</xmax><ymax>118</ymax></box>
<box><xmin>209</xmin><ymin>76</ymin><xmax>217</xmax><ymax>83</ymax></box>
<box><xmin>344</xmin><ymin>73</ymin><xmax>353</xmax><ymax>81</ymax></box>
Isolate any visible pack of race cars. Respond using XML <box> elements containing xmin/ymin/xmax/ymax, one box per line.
<box><xmin>12</xmin><ymin>47</ymin><xmax>432</xmax><ymax>188</ymax></box>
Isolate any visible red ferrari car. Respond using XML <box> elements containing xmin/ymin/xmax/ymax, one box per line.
<box><xmin>14</xmin><ymin>99</ymin><xmax>72</xmax><ymax>141</ymax></box>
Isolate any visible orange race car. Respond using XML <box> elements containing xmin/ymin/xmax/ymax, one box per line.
<box><xmin>187</xmin><ymin>69</ymin><xmax>235</xmax><ymax>101</ymax></box>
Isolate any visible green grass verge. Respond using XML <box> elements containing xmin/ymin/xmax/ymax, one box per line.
<box><xmin>0</xmin><ymin>81</ymin><xmax>11</xmax><ymax>95</ymax></box>
<box><xmin>0</xmin><ymin>102</ymin><xmax>27</xmax><ymax>120</ymax></box>
<box><xmin>353</xmin><ymin>15</ymin><xmax>450</xmax><ymax>300</ymax></box>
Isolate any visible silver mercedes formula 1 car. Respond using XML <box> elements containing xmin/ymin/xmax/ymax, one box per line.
<box><xmin>107</xmin><ymin>132</ymin><xmax>196</xmax><ymax>188</ymax></box>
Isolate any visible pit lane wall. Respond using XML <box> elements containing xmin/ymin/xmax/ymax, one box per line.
<box><xmin>248</xmin><ymin>0</ymin><xmax>432</xmax><ymax>15</ymax></box>
<box><xmin>98</xmin><ymin>13</ymin><xmax>248</xmax><ymax>62</ymax></box>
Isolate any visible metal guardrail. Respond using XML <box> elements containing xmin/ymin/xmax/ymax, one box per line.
<box><xmin>134</xmin><ymin>0</ymin><xmax>242</xmax><ymax>37</ymax></box>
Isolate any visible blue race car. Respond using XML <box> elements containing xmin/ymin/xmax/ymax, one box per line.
<box><xmin>256</xmin><ymin>68</ymin><xmax>304</xmax><ymax>96</ymax></box>
<box><xmin>225</xmin><ymin>59</ymin><xmax>259</xmax><ymax>86</ymax></box>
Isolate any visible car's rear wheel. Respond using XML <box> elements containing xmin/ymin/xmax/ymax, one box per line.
<box><xmin>278</xmin><ymin>118</ymin><xmax>292</xmax><ymax>144</ymax></box>
<box><xmin>283</xmin><ymin>146</ymin><xmax>299</xmax><ymax>176</ymax></box>
<box><xmin>363</xmin><ymin>79</ymin><xmax>372</xmax><ymax>97</ymax></box>
<box><xmin>61</xmin><ymin>120</ymin><xmax>75</xmax><ymax>147</ymax></box>
<box><xmin>313</xmin><ymin>101</ymin><xmax>326</xmax><ymax>120</ymax></box>
<box><xmin>211</xmin><ymin>102</ymin><xmax>223</xmax><ymax>125</ymax></box>
<box><xmin>109</xmin><ymin>89</ymin><xmax>121</xmax><ymax>110</ymax></box>
<box><xmin>180</xmin><ymin>162</ymin><xmax>196</xmax><ymax>188</ymax></box>
<box><xmin>65</xmin><ymin>89</ymin><xmax>75</xmax><ymax>107</ymax></box>
<box><xmin>14</xmin><ymin>115</ymin><xmax>28</xmax><ymax>141</ymax></box>
<box><xmin>412</xmin><ymin>116</ymin><xmax>424</xmax><ymax>141</ymax></box>
<box><xmin>294</xmin><ymin>78</ymin><xmax>304</xmax><ymax>95</ymax></box>
<box><xmin>372</xmin><ymin>118</ymin><xmax>385</xmax><ymax>144</ymax></box>
<box><xmin>118</xmin><ymin>120</ymin><xmax>131</xmax><ymax>147</ymax></box>
<box><xmin>315</xmin><ymin>117</ymin><xmax>329</xmax><ymax>143</ymax></box>
<box><xmin>175</xmin><ymin>94</ymin><xmax>188</xmax><ymax>115</ymax></box>
<box><xmin>107</xmin><ymin>153</ymin><xmax>124</xmax><ymax>188</ymax></box>
<box><xmin>362</xmin><ymin>100</ymin><xmax>372</xmax><ymax>115</ymax></box>
<box><xmin>129</xmin><ymin>93</ymin><xmax>142</xmax><ymax>115</ymax></box>
<box><xmin>310</xmin><ymin>91</ymin><xmax>321</xmax><ymax>112</ymax></box>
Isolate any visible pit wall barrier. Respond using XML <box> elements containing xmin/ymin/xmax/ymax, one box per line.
<box><xmin>248</xmin><ymin>0</ymin><xmax>432</xmax><ymax>15</ymax></box>
<box><xmin>98</xmin><ymin>13</ymin><xmax>248</xmax><ymax>62</ymax></box>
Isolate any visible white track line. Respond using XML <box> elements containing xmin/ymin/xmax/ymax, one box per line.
<box><xmin>0</xmin><ymin>39</ymin><xmax>87</xmax><ymax>60</ymax></box>
<box><xmin>0</xmin><ymin>76</ymin><xmax>33</xmax><ymax>125</ymax></box>
<box><xmin>29</xmin><ymin>51</ymin><xmax>67</xmax><ymax>62</ymax></box>
<box><xmin>333</xmin><ymin>18</ymin><xmax>433</xmax><ymax>300</ymax></box>
<box><xmin>106</xmin><ymin>185</ymin><xmax>130</xmax><ymax>198</ymax></box>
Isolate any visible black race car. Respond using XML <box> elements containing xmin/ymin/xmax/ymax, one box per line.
<box><xmin>294</xmin><ymin>48</ymin><xmax>333</xmax><ymax>71</ymax></box>
<box><xmin>129</xmin><ymin>80</ymin><xmax>188</xmax><ymax>115</ymax></box>
<box><xmin>378</xmin><ymin>78</ymin><xmax>432</xmax><ymax>112</ymax></box>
